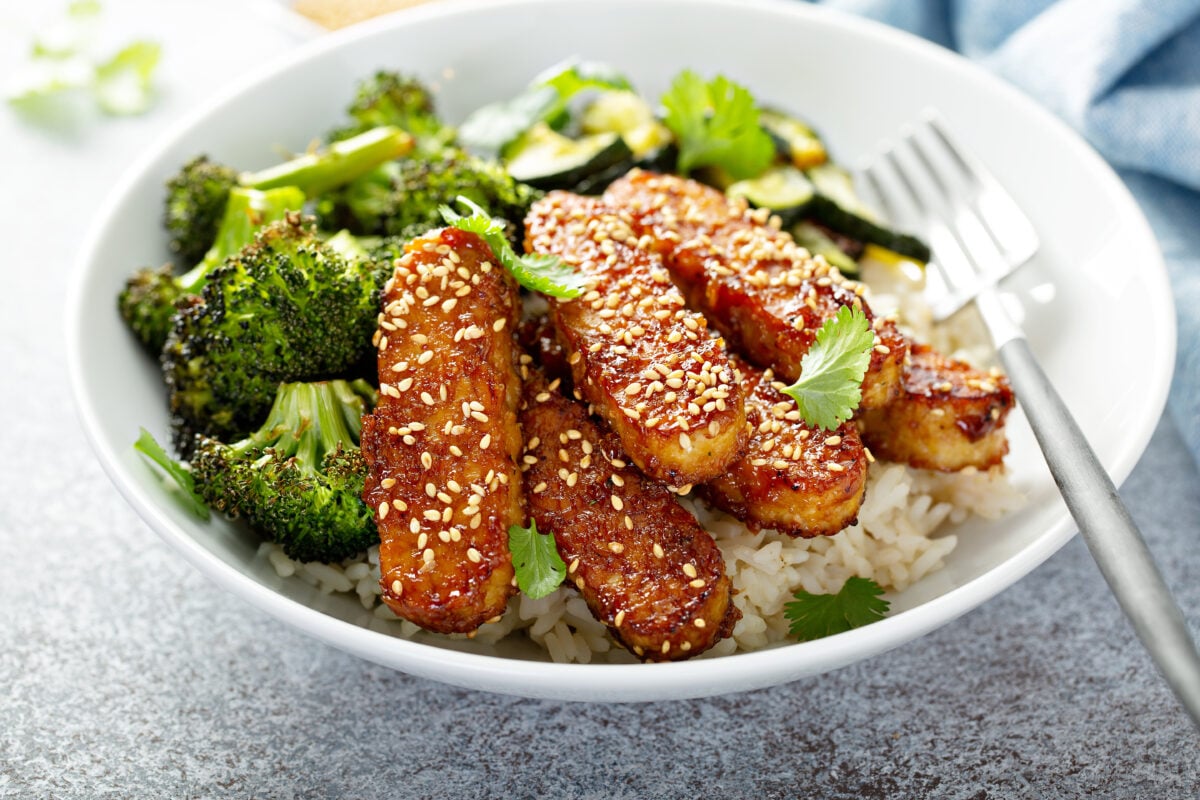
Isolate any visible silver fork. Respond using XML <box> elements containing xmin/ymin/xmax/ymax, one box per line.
<box><xmin>857</xmin><ymin>111</ymin><xmax>1200</xmax><ymax>728</ymax></box>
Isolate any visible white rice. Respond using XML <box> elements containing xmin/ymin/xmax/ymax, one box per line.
<box><xmin>258</xmin><ymin>257</ymin><xmax>1026</xmax><ymax>662</ymax></box>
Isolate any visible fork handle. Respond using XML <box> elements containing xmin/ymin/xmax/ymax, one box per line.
<box><xmin>998</xmin><ymin>336</ymin><xmax>1200</xmax><ymax>728</ymax></box>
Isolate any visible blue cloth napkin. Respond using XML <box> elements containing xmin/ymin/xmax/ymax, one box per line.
<box><xmin>810</xmin><ymin>0</ymin><xmax>1200</xmax><ymax>468</ymax></box>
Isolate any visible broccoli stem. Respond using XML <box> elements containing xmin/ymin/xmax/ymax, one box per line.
<box><xmin>243</xmin><ymin>126</ymin><xmax>414</xmax><ymax>198</ymax></box>
<box><xmin>178</xmin><ymin>185</ymin><xmax>306</xmax><ymax>292</ymax></box>
<box><xmin>228</xmin><ymin>380</ymin><xmax>372</xmax><ymax>475</ymax></box>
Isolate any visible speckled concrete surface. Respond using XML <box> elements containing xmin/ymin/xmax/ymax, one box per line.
<box><xmin>2</xmin><ymin>2</ymin><xmax>1198</xmax><ymax>797</ymax></box>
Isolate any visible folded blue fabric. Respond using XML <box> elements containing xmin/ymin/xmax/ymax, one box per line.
<box><xmin>810</xmin><ymin>0</ymin><xmax>1200</xmax><ymax>467</ymax></box>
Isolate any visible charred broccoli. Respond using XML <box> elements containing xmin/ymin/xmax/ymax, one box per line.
<box><xmin>191</xmin><ymin>379</ymin><xmax>378</xmax><ymax>563</ymax></box>
<box><xmin>329</xmin><ymin>71</ymin><xmax>453</xmax><ymax>151</ymax></box>
<box><xmin>164</xmin><ymin>156</ymin><xmax>239</xmax><ymax>264</ymax></box>
<box><xmin>121</xmin><ymin>185</ymin><xmax>306</xmax><ymax>353</ymax></box>
<box><xmin>158</xmin><ymin>126</ymin><xmax>413</xmax><ymax>272</ymax></box>
<box><xmin>316</xmin><ymin>147</ymin><xmax>542</xmax><ymax>241</ymax></box>
<box><xmin>163</xmin><ymin>214</ymin><xmax>387</xmax><ymax>448</ymax></box>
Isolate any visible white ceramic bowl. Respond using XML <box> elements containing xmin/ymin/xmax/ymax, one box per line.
<box><xmin>67</xmin><ymin>0</ymin><xmax>1175</xmax><ymax>701</ymax></box>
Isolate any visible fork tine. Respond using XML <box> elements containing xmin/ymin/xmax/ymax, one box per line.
<box><xmin>905</xmin><ymin>128</ymin><xmax>1011</xmax><ymax>279</ymax></box>
<box><xmin>871</xmin><ymin>146</ymin><xmax>986</xmax><ymax>320</ymax></box>
<box><xmin>924</xmin><ymin>113</ymin><xmax>1039</xmax><ymax>266</ymax></box>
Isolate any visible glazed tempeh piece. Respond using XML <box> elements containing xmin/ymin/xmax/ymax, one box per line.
<box><xmin>519</xmin><ymin>369</ymin><xmax>739</xmax><ymax>661</ymax></box>
<box><xmin>604</xmin><ymin>170</ymin><xmax>906</xmax><ymax>410</ymax></box>
<box><xmin>360</xmin><ymin>228</ymin><xmax>524</xmax><ymax>634</ymax></box>
<box><xmin>701</xmin><ymin>355</ymin><xmax>868</xmax><ymax>537</ymax></box>
<box><xmin>858</xmin><ymin>343</ymin><xmax>1014</xmax><ymax>471</ymax></box>
<box><xmin>520</xmin><ymin>324</ymin><xmax>868</xmax><ymax>537</ymax></box>
<box><xmin>525</xmin><ymin>192</ymin><xmax>747</xmax><ymax>487</ymax></box>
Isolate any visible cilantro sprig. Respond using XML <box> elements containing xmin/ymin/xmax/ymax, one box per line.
<box><xmin>459</xmin><ymin>59</ymin><xmax>632</xmax><ymax>155</ymax></box>
<box><xmin>781</xmin><ymin>304</ymin><xmax>875</xmax><ymax>431</ymax></box>
<box><xmin>784</xmin><ymin>577</ymin><xmax>890</xmax><ymax>641</ymax></box>
<box><xmin>439</xmin><ymin>196</ymin><xmax>587</xmax><ymax>299</ymax></box>
<box><xmin>133</xmin><ymin>428</ymin><xmax>209</xmax><ymax>520</ymax></box>
<box><xmin>660</xmin><ymin>70</ymin><xmax>774</xmax><ymax>180</ymax></box>
<box><xmin>507</xmin><ymin>519</ymin><xmax>567</xmax><ymax>599</ymax></box>
<box><xmin>6</xmin><ymin>1</ymin><xmax>161</xmax><ymax>117</ymax></box>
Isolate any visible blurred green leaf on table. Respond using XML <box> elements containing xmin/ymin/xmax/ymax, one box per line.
<box><xmin>6</xmin><ymin>0</ymin><xmax>161</xmax><ymax>120</ymax></box>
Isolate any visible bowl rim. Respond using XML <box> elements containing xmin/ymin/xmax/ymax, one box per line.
<box><xmin>66</xmin><ymin>0</ymin><xmax>1175</xmax><ymax>701</ymax></box>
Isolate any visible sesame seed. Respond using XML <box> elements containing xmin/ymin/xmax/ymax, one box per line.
<box><xmin>533</xmin><ymin>482</ymin><xmax>547</xmax><ymax>493</ymax></box>
<box><xmin>614</xmin><ymin>610</ymin><xmax>626</xmax><ymax>627</ymax></box>
<box><xmin>390</xmin><ymin>580</ymin><xmax>403</xmax><ymax>596</ymax></box>
<box><xmin>392</xmin><ymin>499</ymin><xmax>407</xmax><ymax>511</ymax></box>
<box><xmin>420</xmin><ymin>392</ymin><xmax>435</xmax><ymax>406</ymax></box>
<box><xmin>689</xmin><ymin>579</ymin><xmax>706</xmax><ymax>589</ymax></box>
<box><xmin>417</xmin><ymin>532</ymin><xmax>428</xmax><ymax>549</ymax></box>
<box><xmin>611</xmin><ymin>474</ymin><xmax>625</xmax><ymax>488</ymax></box>
<box><xmin>694</xmin><ymin>618</ymin><xmax>706</xmax><ymax>629</ymax></box>
<box><xmin>608</xmin><ymin>542</ymin><xmax>624</xmax><ymax>554</ymax></box>
<box><xmin>682</xmin><ymin>563</ymin><xmax>697</xmax><ymax>579</ymax></box>
<box><xmin>410</xmin><ymin>519</ymin><xmax>420</xmax><ymax>534</ymax></box>
<box><xmin>610</xmin><ymin>495</ymin><xmax>624</xmax><ymax>511</ymax></box>
<box><xmin>467</xmin><ymin>548</ymin><xmax>482</xmax><ymax>564</ymax></box>
<box><xmin>381</xmin><ymin>478</ymin><xmax>396</xmax><ymax>489</ymax></box>
<box><xmin>480</xmin><ymin>434</ymin><xmax>492</xmax><ymax>450</ymax></box>
<box><xmin>422</xmin><ymin>548</ymin><xmax>435</xmax><ymax>564</ymax></box>
<box><xmin>418</xmin><ymin>351</ymin><xmax>434</xmax><ymax>365</ymax></box>
<box><xmin>378</xmin><ymin>502</ymin><xmax>389</xmax><ymax>520</ymax></box>
<box><xmin>653</xmin><ymin>543</ymin><xmax>664</xmax><ymax>559</ymax></box>
<box><xmin>421</xmin><ymin>452</ymin><xmax>433</xmax><ymax>470</ymax></box>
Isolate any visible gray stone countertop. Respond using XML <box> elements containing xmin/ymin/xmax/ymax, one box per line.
<box><xmin>1</xmin><ymin>2</ymin><xmax>1197</xmax><ymax>797</ymax></box>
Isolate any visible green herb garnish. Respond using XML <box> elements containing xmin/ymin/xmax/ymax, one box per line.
<box><xmin>133</xmin><ymin>428</ymin><xmax>209</xmax><ymax>519</ymax></box>
<box><xmin>781</xmin><ymin>304</ymin><xmax>875</xmax><ymax>431</ymax></box>
<box><xmin>507</xmin><ymin>519</ymin><xmax>567</xmax><ymax>599</ymax></box>
<box><xmin>784</xmin><ymin>577</ymin><xmax>890</xmax><ymax>641</ymax></box>
<box><xmin>660</xmin><ymin>70</ymin><xmax>774</xmax><ymax>179</ymax></box>
<box><xmin>439</xmin><ymin>196</ymin><xmax>587</xmax><ymax>298</ymax></box>
<box><xmin>458</xmin><ymin>59</ymin><xmax>632</xmax><ymax>155</ymax></box>
<box><xmin>6</xmin><ymin>1</ymin><xmax>160</xmax><ymax>117</ymax></box>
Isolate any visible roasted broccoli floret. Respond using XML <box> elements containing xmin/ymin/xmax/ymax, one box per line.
<box><xmin>163</xmin><ymin>214</ymin><xmax>387</xmax><ymax>448</ymax></box>
<box><xmin>124</xmin><ymin>127</ymin><xmax>412</xmax><ymax>355</ymax></box>
<box><xmin>316</xmin><ymin>148</ymin><xmax>542</xmax><ymax>241</ymax></box>
<box><xmin>121</xmin><ymin>185</ymin><xmax>306</xmax><ymax>353</ymax></box>
<box><xmin>155</xmin><ymin>124</ymin><xmax>412</xmax><ymax>274</ymax></box>
<box><xmin>330</xmin><ymin>71</ymin><xmax>453</xmax><ymax>151</ymax></box>
<box><xmin>164</xmin><ymin>156</ymin><xmax>240</xmax><ymax>264</ymax></box>
<box><xmin>191</xmin><ymin>379</ymin><xmax>378</xmax><ymax>563</ymax></box>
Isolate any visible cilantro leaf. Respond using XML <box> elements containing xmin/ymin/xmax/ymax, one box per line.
<box><xmin>781</xmin><ymin>304</ymin><xmax>874</xmax><ymax>431</ymax></box>
<box><xmin>94</xmin><ymin>40</ymin><xmax>160</xmax><ymax>115</ymax></box>
<box><xmin>6</xmin><ymin>2</ymin><xmax>161</xmax><ymax>118</ymax></box>
<box><xmin>457</xmin><ymin>85</ymin><xmax>559</xmax><ymax>156</ymax></box>
<box><xmin>660</xmin><ymin>70</ymin><xmax>774</xmax><ymax>180</ymax></box>
<box><xmin>784</xmin><ymin>577</ymin><xmax>890</xmax><ymax>641</ymax></box>
<box><xmin>459</xmin><ymin>60</ymin><xmax>632</xmax><ymax>155</ymax></box>
<box><xmin>439</xmin><ymin>196</ymin><xmax>588</xmax><ymax>298</ymax></box>
<box><xmin>507</xmin><ymin>519</ymin><xmax>566</xmax><ymax>599</ymax></box>
<box><xmin>133</xmin><ymin>428</ymin><xmax>209</xmax><ymax>520</ymax></box>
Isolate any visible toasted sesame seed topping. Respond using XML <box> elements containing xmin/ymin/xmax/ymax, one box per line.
<box><xmin>682</xmin><ymin>563</ymin><xmax>697</xmax><ymax>579</ymax></box>
<box><xmin>610</xmin><ymin>495</ymin><xmax>624</xmax><ymax>511</ymax></box>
